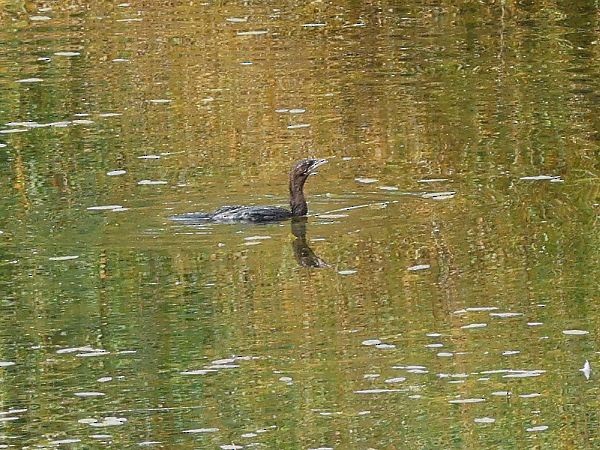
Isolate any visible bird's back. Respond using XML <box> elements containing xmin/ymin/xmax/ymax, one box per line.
<box><xmin>170</xmin><ymin>205</ymin><xmax>293</xmax><ymax>223</ymax></box>
<box><xmin>212</xmin><ymin>205</ymin><xmax>292</xmax><ymax>222</ymax></box>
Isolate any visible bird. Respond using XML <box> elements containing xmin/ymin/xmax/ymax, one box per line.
<box><xmin>170</xmin><ymin>158</ymin><xmax>327</xmax><ymax>223</ymax></box>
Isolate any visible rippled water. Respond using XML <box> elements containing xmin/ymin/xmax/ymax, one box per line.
<box><xmin>0</xmin><ymin>1</ymin><xmax>598</xmax><ymax>448</ymax></box>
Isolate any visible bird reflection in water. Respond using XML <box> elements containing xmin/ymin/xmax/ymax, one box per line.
<box><xmin>291</xmin><ymin>217</ymin><xmax>327</xmax><ymax>268</ymax></box>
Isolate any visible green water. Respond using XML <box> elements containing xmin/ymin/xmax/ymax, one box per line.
<box><xmin>0</xmin><ymin>1</ymin><xmax>598</xmax><ymax>448</ymax></box>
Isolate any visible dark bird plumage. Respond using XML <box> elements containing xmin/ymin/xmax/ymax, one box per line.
<box><xmin>170</xmin><ymin>158</ymin><xmax>327</xmax><ymax>223</ymax></box>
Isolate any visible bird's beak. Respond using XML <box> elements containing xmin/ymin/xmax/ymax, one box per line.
<box><xmin>308</xmin><ymin>158</ymin><xmax>328</xmax><ymax>175</ymax></box>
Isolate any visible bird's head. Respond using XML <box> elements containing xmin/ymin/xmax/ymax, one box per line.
<box><xmin>291</xmin><ymin>158</ymin><xmax>328</xmax><ymax>182</ymax></box>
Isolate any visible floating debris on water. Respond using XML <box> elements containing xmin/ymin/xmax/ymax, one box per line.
<box><xmin>491</xmin><ymin>391</ymin><xmax>511</xmax><ymax>396</ymax></box>
<box><xmin>80</xmin><ymin>417</ymin><xmax>127</xmax><ymax>427</ymax></box>
<box><xmin>474</xmin><ymin>417</ymin><xmax>495</xmax><ymax>424</ymax></box>
<box><xmin>422</xmin><ymin>191</ymin><xmax>456</xmax><ymax>200</ymax></box>
<box><xmin>490</xmin><ymin>312</ymin><xmax>523</xmax><ymax>318</ymax></box>
<box><xmin>49</xmin><ymin>121</ymin><xmax>71</xmax><ymax>127</ymax></box>
<box><xmin>74</xmin><ymin>392</ymin><xmax>105</xmax><ymax>398</ymax></box>
<box><xmin>394</xmin><ymin>365</ymin><xmax>427</xmax><ymax>370</ymax></box>
<box><xmin>302</xmin><ymin>23</ymin><xmax>326</xmax><ymax>27</ymax></box>
<box><xmin>384</xmin><ymin>377</ymin><xmax>406</xmax><ymax>383</ymax></box>
<box><xmin>581</xmin><ymin>360</ymin><xmax>591</xmax><ymax>380</ymax></box>
<box><xmin>206</xmin><ymin>364</ymin><xmax>240</xmax><ymax>370</ymax></box>
<box><xmin>363</xmin><ymin>373</ymin><xmax>380</xmax><ymax>379</ymax></box>
<box><xmin>54</xmin><ymin>51</ymin><xmax>80</xmax><ymax>57</ymax></box>
<box><xmin>180</xmin><ymin>369</ymin><xmax>218</xmax><ymax>375</ymax></box>
<box><xmin>76</xmin><ymin>351</ymin><xmax>110</xmax><ymax>357</ymax></box>
<box><xmin>244</xmin><ymin>236</ymin><xmax>271</xmax><ymax>241</ymax></box>
<box><xmin>57</xmin><ymin>346</ymin><xmax>105</xmax><ymax>354</ymax></box>
<box><xmin>362</xmin><ymin>339</ymin><xmax>381</xmax><ymax>346</ymax></box>
<box><xmin>48</xmin><ymin>255</ymin><xmax>79</xmax><ymax>261</ymax></box>
<box><xmin>526</xmin><ymin>425</ymin><xmax>548</xmax><ymax>432</ymax></box>
<box><xmin>0</xmin><ymin>361</ymin><xmax>16</xmax><ymax>367</ymax></box>
<box><xmin>448</xmin><ymin>398</ymin><xmax>485</xmax><ymax>404</ymax></box>
<box><xmin>16</xmin><ymin>78</ymin><xmax>44</xmax><ymax>83</ymax></box>
<box><xmin>6</xmin><ymin>121</ymin><xmax>45</xmax><ymax>128</ymax></box>
<box><xmin>338</xmin><ymin>269</ymin><xmax>357</xmax><ymax>275</ymax></box>
<box><xmin>138</xmin><ymin>180</ymin><xmax>168</xmax><ymax>185</ymax></box>
<box><xmin>91</xmin><ymin>434</ymin><xmax>112</xmax><ymax>440</ymax></box>
<box><xmin>354</xmin><ymin>389</ymin><xmax>404</xmax><ymax>394</ymax></box>
<box><xmin>0</xmin><ymin>416</ymin><xmax>19</xmax><ymax>422</ymax></box>
<box><xmin>49</xmin><ymin>439</ymin><xmax>81</xmax><ymax>445</ymax></box>
<box><xmin>287</xmin><ymin>123</ymin><xmax>310</xmax><ymax>129</ymax></box>
<box><xmin>379</xmin><ymin>185</ymin><xmax>399</xmax><ymax>191</ymax></box>
<box><xmin>226</xmin><ymin>17</ymin><xmax>248</xmax><ymax>23</ymax></box>
<box><xmin>0</xmin><ymin>408</ymin><xmax>26</xmax><ymax>415</ymax></box>
<box><xmin>461</xmin><ymin>323</ymin><xmax>487</xmax><ymax>329</ymax></box>
<box><xmin>317</xmin><ymin>214</ymin><xmax>348</xmax><ymax>219</ymax></box>
<box><xmin>237</xmin><ymin>30</ymin><xmax>268</xmax><ymax>36</ymax></box>
<box><xmin>220</xmin><ymin>445</ymin><xmax>243</xmax><ymax>450</ymax></box>
<box><xmin>107</xmin><ymin>170</ymin><xmax>126</xmax><ymax>176</ymax></box>
<box><xmin>527</xmin><ymin>322</ymin><xmax>543</xmax><ymax>326</ymax></box>
<box><xmin>562</xmin><ymin>329</ymin><xmax>589</xmax><ymax>336</ymax></box>
<box><xmin>0</xmin><ymin>128</ymin><xmax>28</xmax><ymax>134</ymax></box>
<box><xmin>212</xmin><ymin>358</ymin><xmax>235</xmax><ymax>365</ymax></box>
<box><xmin>183</xmin><ymin>428</ymin><xmax>219</xmax><ymax>433</ymax></box>
<box><xmin>97</xmin><ymin>377</ymin><xmax>113</xmax><ymax>383</ymax></box>
<box><xmin>502</xmin><ymin>350</ymin><xmax>520</xmax><ymax>356</ymax></box>
<box><xmin>116</xmin><ymin>18</ymin><xmax>143</xmax><ymax>22</ymax></box>
<box><xmin>138</xmin><ymin>154</ymin><xmax>161</xmax><ymax>159</ymax></box>
<box><xmin>146</xmin><ymin>99</ymin><xmax>171</xmax><ymax>104</ymax></box>
<box><xmin>466</xmin><ymin>306</ymin><xmax>499</xmax><ymax>312</ymax></box>
<box><xmin>519</xmin><ymin>393</ymin><xmax>541</xmax><ymax>398</ymax></box>
<box><xmin>289</xmin><ymin>108</ymin><xmax>306</xmax><ymax>114</ymax></box>
<box><xmin>418</xmin><ymin>178</ymin><xmax>449</xmax><ymax>183</ymax></box>
<box><xmin>502</xmin><ymin>370</ymin><xmax>545</xmax><ymax>378</ymax></box>
<box><xmin>355</xmin><ymin>177</ymin><xmax>378</xmax><ymax>184</ymax></box>
<box><xmin>438</xmin><ymin>373</ymin><xmax>468</xmax><ymax>379</ymax></box>
<box><xmin>520</xmin><ymin>175</ymin><xmax>562</xmax><ymax>182</ymax></box>
<box><xmin>30</xmin><ymin>16</ymin><xmax>52</xmax><ymax>21</ymax></box>
<box><xmin>407</xmin><ymin>264</ymin><xmax>430</xmax><ymax>271</ymax></box>
<box><xmin>437</xmin><ymin>352</ymin><xmax>454</xmax><ymax>357</ymax></box>
<box><xmin>87</xmin><ymin>205</ymin><xmax>125</xmax><ymax>211</ymax></box>
<box><xmin>180</xmin><ymin>356</ymin><xmax>253</xmax><ymax>376</ymax></box>
<box><xmin>375</xmin><ymin>343</ymin><xmax>396</xmax><ymax>349</ymax></box>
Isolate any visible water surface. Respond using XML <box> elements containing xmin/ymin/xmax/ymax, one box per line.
<box><xmin>0</xmin><ymin>1</ymin><xmax>598</xmax><ymax>448</ymax></box>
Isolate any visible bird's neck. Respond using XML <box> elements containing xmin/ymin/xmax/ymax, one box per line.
<box><xmin>289</xmin><ymin>177</ymin><xmax>308</xmax><ymax>216</ymax></box>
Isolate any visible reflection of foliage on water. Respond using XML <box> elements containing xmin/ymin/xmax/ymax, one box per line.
<box><xmin>0</xmin><ymin>0</ymin><xmax>598</xmax><ymax>448</ymax></box>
